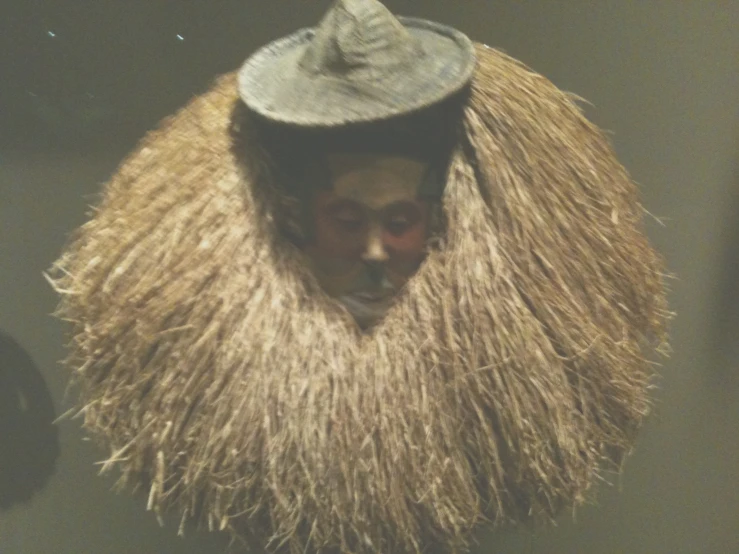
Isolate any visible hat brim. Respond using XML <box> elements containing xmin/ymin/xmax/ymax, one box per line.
<box><xmin>238</xmin><ymin>17</ymin><xmax>477</xmax><ymax>127</ymax></box>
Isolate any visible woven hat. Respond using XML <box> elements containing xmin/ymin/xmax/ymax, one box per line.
<box><xmin>238</xmin><ymin>0</ymin><xmax>477</xmax><ymax>127</ymax></box>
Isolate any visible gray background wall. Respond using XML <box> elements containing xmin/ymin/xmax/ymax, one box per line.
<box><xmin>1</xmin><ymin>1</ymin><xmax>737</xmax><ymax>553</ymax></box>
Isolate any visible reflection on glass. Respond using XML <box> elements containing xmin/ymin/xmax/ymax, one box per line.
<box><xmin>0</xmin><ymin>331</ymin><xmax>60</xmax><ymax>510</ymax></box>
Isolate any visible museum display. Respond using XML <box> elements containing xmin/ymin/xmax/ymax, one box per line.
<box><xmin>49</xmin><ymin>1</ymin><xmax>670</xmax><ymax>552</ymax></box>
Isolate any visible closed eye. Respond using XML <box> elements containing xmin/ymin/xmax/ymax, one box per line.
<box><xmin>383</xmin><ymin>202</ymin><xmax>422</xmax><ymax>236</ymax></box>
<box><xmin>386</xmin><ymin>216</ymin><xmax>411</xmax><ymax>235</ymax></box>
<box><xmin>328</xmin><ymin>202</ymin><xmax>366</xmax><ymax>232</ymax></box>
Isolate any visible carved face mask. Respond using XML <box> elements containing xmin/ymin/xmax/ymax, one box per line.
<box><xmin>303</xmin><ymin>154</ymin><xmax>431</xmax><ymax>329</ymax></box>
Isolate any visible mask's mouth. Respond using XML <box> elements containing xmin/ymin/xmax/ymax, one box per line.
<box><xmin>338</xmin><ymin>289</ymin><xmax>396</xmax><ymax>329</ymax></box>
<box><xmin>352</xmin><ymin>291</ymin><xmax>392</xmax><ymax>303</ymax></box>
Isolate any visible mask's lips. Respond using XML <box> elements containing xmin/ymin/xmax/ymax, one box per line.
<box><xmin>338</xmin><ymin>289</ymin><xmax>396</xmax><ymax>329</ymax></box>
<box><xmin>354</xmin><ymin>291</ymin><xmax>390</xmax><ymax>303</ymax></box>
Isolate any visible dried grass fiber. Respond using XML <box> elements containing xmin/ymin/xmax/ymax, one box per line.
<box><xmin>49</xmin><ymin>44</ymin><xmax>669</xmax><ymax>554</ymax></box>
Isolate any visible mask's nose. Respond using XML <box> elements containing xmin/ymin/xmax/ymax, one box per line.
<box><xmin>361</xmin><ymin>222</ymin><xmax>389</xmax><ymax>264</ymax></box>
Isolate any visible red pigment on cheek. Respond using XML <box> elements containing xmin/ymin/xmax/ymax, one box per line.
<box><xmin>383</xmin><ymin>202</ymin><xmax>429</xmax><ymax>258</ymax></box>
<box><xmin>384</xmin><ymin>225</ymin><xmax>426</xmax><ymax>256</ymax></box>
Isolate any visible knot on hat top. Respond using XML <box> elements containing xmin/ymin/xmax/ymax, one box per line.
<box><xmin>299</xmin><ymin>0</ymin><xmax>423</xmax><ymax>80</ymax></box>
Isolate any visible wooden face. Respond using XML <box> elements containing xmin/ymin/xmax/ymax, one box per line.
<box><xmin>303</xmin><ymin>153</ymin><xmax>431</xmax><ymax>327</ymax></box>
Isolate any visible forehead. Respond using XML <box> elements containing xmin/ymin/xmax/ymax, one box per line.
<box><xmin>325</xmin><ymin>154</ymin><xmax>428</xmax><ymax>209</ymax></box>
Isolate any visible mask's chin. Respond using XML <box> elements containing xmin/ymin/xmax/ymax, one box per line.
<box><xmin>337</xmin><ymin>292</ymin><xmax>396</xmax><ymax>330</ymax></box>
<box><xmin>303</xmin><ymin>253</ymin><xmax>402</xmax><ymax>330</ymax></box>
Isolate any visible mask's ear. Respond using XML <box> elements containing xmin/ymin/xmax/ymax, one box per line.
<box><xmin>418</xmin><ymin>138</ymin><xmax>457</xmax><ymax>201</ymax></box>
<box><xmin>418</xmin><ymin>163</ymin><xmax>444</xmax><ymax>198</ymax></box>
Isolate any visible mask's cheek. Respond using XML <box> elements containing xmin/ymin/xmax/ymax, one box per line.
<box><xmin>383</xmin><ymin>202</ymin><xmax>430</xmax><ymax>255</ymax></box>
<box><xmin>383</xmin><ymin>224</ymin><xmax>429</xmax><ymax>282</ymax></box>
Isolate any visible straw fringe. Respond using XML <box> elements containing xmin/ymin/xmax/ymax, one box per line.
<box><xmin>49</xmin><ymin>44</ymin><xmax>669</xmax><ymax>554</ymax></box>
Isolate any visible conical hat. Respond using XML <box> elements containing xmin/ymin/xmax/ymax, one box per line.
<box><xmin>238</xmin><ymin>0</ymin><xmax>477</xmax><ymax>126</ymax></box>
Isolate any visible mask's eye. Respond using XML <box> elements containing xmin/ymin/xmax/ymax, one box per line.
<box><xmin>383</xmin><ymin>203</ymin><xmax>421</xmax><ymax>236</ymax></box>
<box><xmin>385</xmin><ymin>215</ymin><xmax>411</xmax><ymax>235</ymax></box>
<box><xmin>330</xmin><ymin>203</ymin><xmax>365</xmax><ymax>232</ymax></box>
